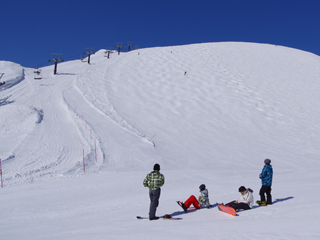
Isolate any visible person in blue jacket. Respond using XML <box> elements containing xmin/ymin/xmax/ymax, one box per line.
<box><xmin>258</xmin><ymin>159</ymin><xmax>273</xmax><ymax>205</ymax></box>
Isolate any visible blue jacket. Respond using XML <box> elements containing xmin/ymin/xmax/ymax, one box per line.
<box><xmin>260</xmin><ymin>164</ymin><xmax>273</xmax><ymax>186</ymax></box>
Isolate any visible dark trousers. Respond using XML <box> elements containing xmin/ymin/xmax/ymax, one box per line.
<box><xmin>149</xmin><ymin>188</ymin><xmax>161</xmax><ymax>219</ymax></box>
<box><xmin>259</xmin><ymin>185</ymin><xmax>272</xmax><ymax>204</ymax></box>
<box><xmin>226</xmin><ymin>201</ymin><xmax>251</xmax><ymax>211</ymax></box>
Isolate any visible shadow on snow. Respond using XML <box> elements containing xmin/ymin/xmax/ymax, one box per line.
<box><xmin>168</xmin><ymin>203</ymin><xmax>218</xmax><ymax>217</ymax></box>
<box><xmin>251</xmin><ymin>196</ymin><xmax>294</xmax><ymax>210</ymax></box>
<box><xmin>168</xmin><ymin>198</ymin><xmax>294</xmax><ymax>217</ymax></box>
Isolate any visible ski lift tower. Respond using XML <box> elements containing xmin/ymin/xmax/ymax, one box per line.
<box><xmin>49</xmin><ymin>53</ymin><xmax>64</xmax><ymax>75</ymax></box>
<box><xmin>33</xmin><ymin>65</ymin><xmax>42</xmax><ymax>80</ymax></box>
<box><xmin>127</xmin><ymin>42</ymin><xmax>133</xmax><ymax>52</ymax></box>
<box><xmin>83</xmin><ymin>48</ymin><xmax>95</xmax><ymax>64</ymax></box>
<box><xmin>0</xmin><ymin>73</ymin><xmax>5</xmax><ymax>86</ymax></box>
<box><xmin>115</xmin><ymin>43</ymin><xmax>123</xmax><ymax>55</ymax></box>
<box><xmin>104</xmin><ymin>49</ymin><xmax>113</xmax><ymax>59</ymax></box>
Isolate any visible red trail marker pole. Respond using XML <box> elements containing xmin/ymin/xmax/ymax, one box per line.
<box><xmin>150</xmin><ymin>134</ymin><xmax>157</xmax><ymax>141</ymax></box>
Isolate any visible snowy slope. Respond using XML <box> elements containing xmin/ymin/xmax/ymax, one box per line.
<box><xmin>1</xmin><ymin>42</ymin><xmax>320</xmax><ymax>239</ymax></box>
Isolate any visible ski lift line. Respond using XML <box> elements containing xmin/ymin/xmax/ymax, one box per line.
<box><xmin>38</xmin><ymin>53</ymin><xmax>80</xmax><ymax>67</ymax></box>
<box><xmin>36</xmin><ymin>53</ymin><xmax>79</xmax><ymax>68</ymax></box>
<box><xmin>35</xmin><ymin>44</ymin><xmax>139</xmax><ymax>68</ymax></box>
<box><xmin>35</xmin><ymin>45</ymin><xmax>135</xmax><ymax>68</ymax></box>
<box><xmin>35</xmin><ymin>61</ymin><xmax>53</xmax><ymax>68</ymax></box>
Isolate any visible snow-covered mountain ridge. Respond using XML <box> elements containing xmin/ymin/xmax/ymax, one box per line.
<box><xmin>0</xmin><ymin>42</ymin><xmax>319</xmax><ymax>239</ymax></box>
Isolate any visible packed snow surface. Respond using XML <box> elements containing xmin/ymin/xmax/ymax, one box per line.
<box><xmin>1</xmin><ymin>42</ymin><xmax>320</xmax><ymax>239</ymax></box>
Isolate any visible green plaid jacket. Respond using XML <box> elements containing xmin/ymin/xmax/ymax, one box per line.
<box><xmin>143</xmin><ymin>170</ymin><xmax>165</xmax><ymax>190</ymax></box>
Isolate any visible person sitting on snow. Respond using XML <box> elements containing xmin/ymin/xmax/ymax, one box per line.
<box><xmin>177</xmin><ymin>184</ymin><xmax>211</xmax><ymax>212</ymax></box>
<box><xmin>224</xmin><ymin>186</ymin><xmax>254</xmax><ymax>211</ymax></box>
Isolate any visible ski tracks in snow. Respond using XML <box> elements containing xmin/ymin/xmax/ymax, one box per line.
<box><xmin>1</xmin><ymin>65</ymin><xmax>94</xmax><ymax>185</ymax></box>
<box><xmin>1</xmin><ymin>55</ymin><xmax>157</xmax><ymax>185</ymax></box>
<box><xmin>63</xmin><ymin>59</ymin><xmax>157</xmax><ymax>172</ymax></box>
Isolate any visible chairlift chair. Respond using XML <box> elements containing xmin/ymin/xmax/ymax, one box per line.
<box><xmin>33</xmin><ymin>69</ymin><xmax>42</xmax><ymax>80</ymax></box>
<box><xmin>80</xmin><ymin>54</ymin><xmax>87</xmax><ymax>62</ymax></box>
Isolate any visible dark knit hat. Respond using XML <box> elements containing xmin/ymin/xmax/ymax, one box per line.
<box><xmin>239</xmin><ymin>186</ymin><xmax>246</xmax><ymax>192</ymax></box>
<box><xmin>264</xmin><ymin>159</ymin><xmax>271</xmax><ymax>165</ymax></box>
<box><xmin>153</xmin><ymin>163</ymin><xmax>160</xmax><ymax>171</ymax></box>
<box><xmin>199</xmin><ymin>184</ymin><xmax>206</xmax><ymax>191</ymax></box>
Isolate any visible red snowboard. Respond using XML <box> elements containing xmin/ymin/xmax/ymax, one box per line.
<box><xmin>217</xmin><ymin>203</ymin><xmax>236</xmax><ymax>216</ymax></box>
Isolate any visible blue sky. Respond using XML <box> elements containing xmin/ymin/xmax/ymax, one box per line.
<box><xmin>1</xmin><ymin>0</ymin><xmax>320</xmax><ymax>68</ymax></box>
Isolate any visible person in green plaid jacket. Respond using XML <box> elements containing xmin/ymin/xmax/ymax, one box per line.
<box><xmin>143</xmin><ymin>163</ymin><xmax>165</xmax><ymax>220</ymax></box>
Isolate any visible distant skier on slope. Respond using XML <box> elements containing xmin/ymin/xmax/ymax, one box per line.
<box><xmin>257</xmin><ymin>159</ymin><xmax>273</xmax><ymax>205</ymax></box>
<box><xmin>143</xmin><ymin>163</ymin><xmax>165</xmax><ymax>220</ymax></box>
<box><xmin>177</xmin><ymin>184</ymin><xmax>211</xmax><ymax>212</ymax></box>
<box><xmin>223</xmin><ymin>186</ymin><xmax>254</xmax><ymax>211</ymax></box>
<box><xmin>0</xmin><ymin>81</ymin><xmax>5</xmax><ymax>86</ymax></box>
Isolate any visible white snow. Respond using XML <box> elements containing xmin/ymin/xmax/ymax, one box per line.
<box><xmin>1</xmin><ymin>42</ymin><xmax>320</xmax><ymax>239</ymax></box>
